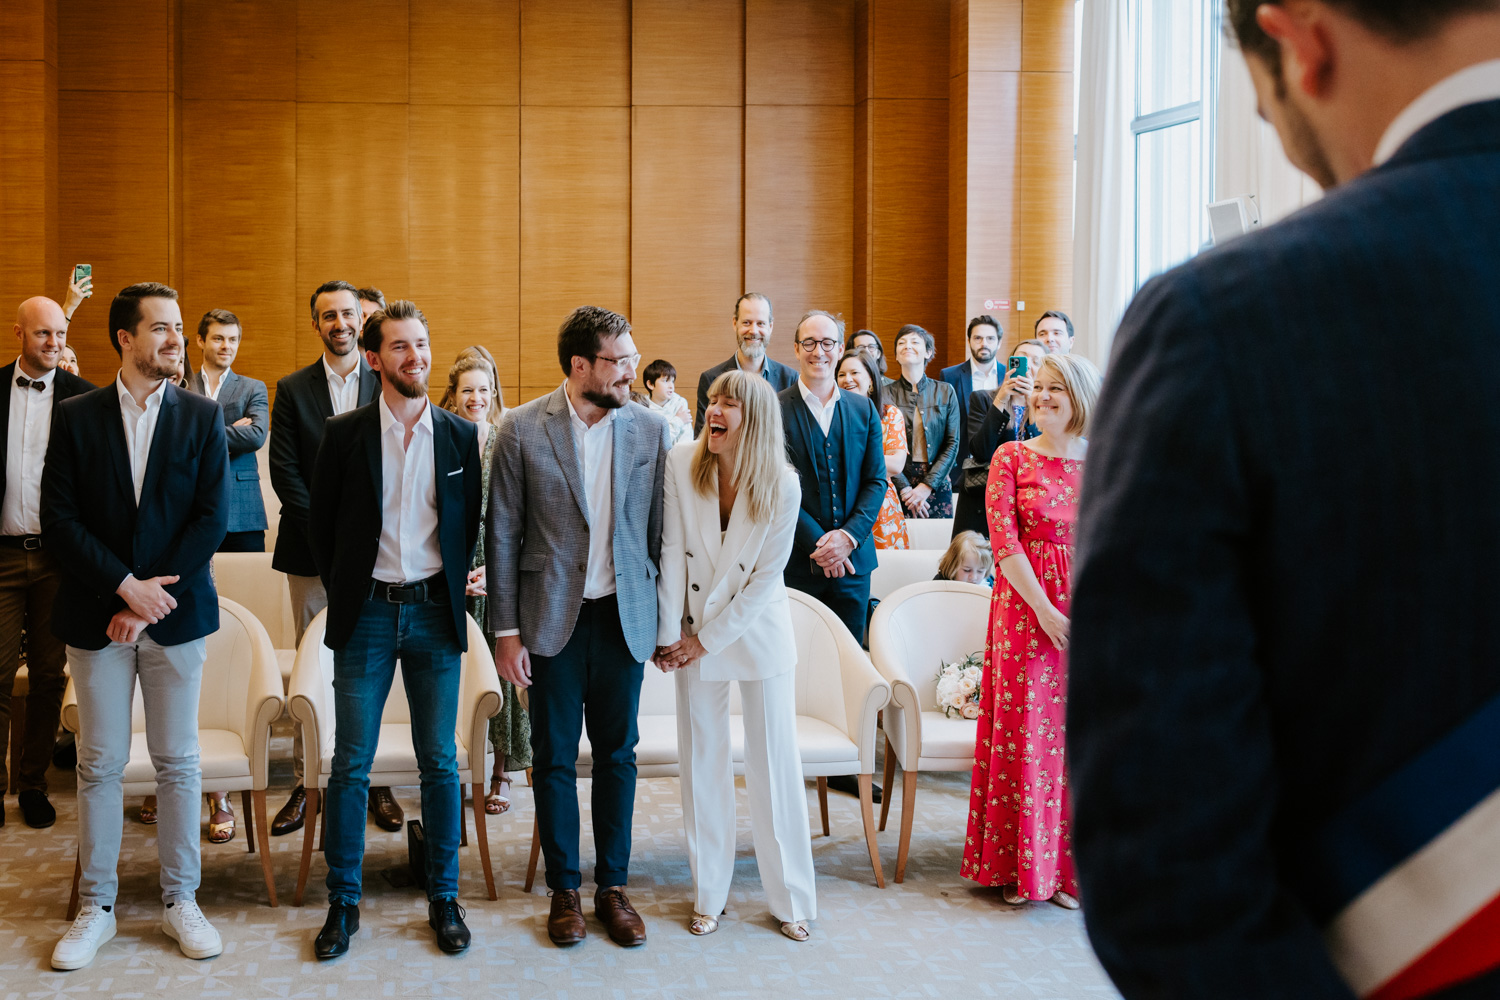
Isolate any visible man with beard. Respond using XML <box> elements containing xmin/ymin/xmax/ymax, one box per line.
<box><xmin>43</xmin><ymin>283</ymin><xmax>228</xmax><ymax>969</ymax></box>
<box><xmin>1069</xmin><ymin>1</ymin><xmax>1500</xmax><ymax>997</ymax></box>
<box><xmin>488</xmin><ymin>306</ymin><xmax>670</xmax><ymax>948</ymax></box>
<box><xmin>307</xmin><ymin>300</ymin><xmax>481</xmax><ymax>958</ymax></box>
<box><xmin>940</xmin><ymin>315</ymin><xmax>1002</xmax><ymax>536</ymax></box>
<box><xmin>267</xmin><ymin>281</ymin><xmax>390</xmax><ymax>837</ymax></box>
<box><xmin>694</xmin><ymin>292</ymin><xmax>797</xmax><ymax>435</ymax></box>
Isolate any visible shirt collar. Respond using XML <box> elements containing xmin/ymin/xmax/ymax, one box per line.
<box><xmin>1374</xmin><ymin>59</ymin><xmax>1500</xmax><ymax>166</ymax></box>
<box><xmin>969</xmin><ymin>358</ymin><xmax>997</xmax><ymax>379</ymax></box>
<box><xmin>115</xmin><ymin>372</ymin><xmax>168</xmax><ymax>412</ymax></box>
<box><xmin>323</xmin><ymin>355</ymin><xmax>359</xmax><ymax>386</ymax></box>
<box><xmin>797</xmin><ymin>377</ymin><xmax>838</xmax><ymax>408</ymax></box>
<box><xmin>378</xmin><ymin>392</ymin><xmax>433</xmax><ymax>436</ymax></box>
<box><xmin>14</xmin><ymin>359</ymin><xmax>56</xmax><ymax>388</ymax></box>
<box><xmin>562</xmin><ymin>382</ymin><xmax>615</xmax><ymax>432</ymax></box>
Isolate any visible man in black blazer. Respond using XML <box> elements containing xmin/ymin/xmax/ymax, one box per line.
<box><xmin>186</xmin><ymin>308</ymin><xmax>268</xmax><ymax>552</ymax></box>
<box><xmin>42</xmin><ymin>282</ymin><xmax>228</xmax><ymax>970</ymax></box>
<box><xmin>267</xmin><ymin>280</ymin><xmax>382</xmax><ymax>835</ymax></box>
<box><xmin>777</xmin><ymin>310</ymin><xmax>888</xmax><ymax>644</ymax></box>
<box><xmin>939</xmin><ymin>316</ymin><xmax>1003</xmax><ymax>536</ymax></box>
<box><xmin>694</xmin><ymin>292</ymin><xmax>798</xmax><ymax>435</ymax></box>
<box><xmin>1069</xmin><ymin>3</ymin><xmax>1500</xmax><ymax>998</ymax></box>
<box><xmin>306</xmin><ymin>300</ymin><xmax>481</xmax><ymax>960</ymax></box>
<box><xmin>0</xmin><ymin>297</ymin><xmax>94</xmax><ymax>830</ymax></box>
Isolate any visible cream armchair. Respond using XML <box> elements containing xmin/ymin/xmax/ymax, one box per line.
<box><xmin>904</xmin><ymin>517</ymin><xmax>955</xmax><ymax>550</ymax></box>
<box><xmin>867</xmin><ymin>580</ymin><xmax>991</xmax><ymax>882</ymax></box>
<box><xmin>211</xmin><ymin>552</ymin><xmax>297</xmax><ymax>687</ymax></box>
<box><xmin>287</xmin><ymin>609</ymin><xmax>503</xmax><ymax>904</ymax></box>
<box><xmin>60</xmin><ymin>597</ymin><xmax>285</xmax><ymax>916</ymax></box>
<box><xmin>871</xmin><ymin>548</ymin><xmax>942</xmax><ymax>601</ymax></box>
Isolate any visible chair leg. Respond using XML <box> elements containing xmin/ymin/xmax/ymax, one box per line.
<box><xmin>471</xmin><ymin>781</ymin><xmax>497</xmax><ymax>901</ymax></box>
<box><xmin>242</xmin><ymin>790</ymin><xmax>256</xmax><ymax>854</ymax></box>
<box><xmin>295</xmin><ymin>788</ymin><xmax>319</xmax><ymax>907</ymax></box>
<box><xmin>858</xmin><ymin>773</ymin><xmax>885</xmax><ymax>889</ymax></box>
<box><xmin>524</xmin><ymin>816</ymin><xmax>541</xmax><ymax>894</ymax></box>
<box><xmin>816</xmin><ymin>777</ymin><xmax>830</xmax><ymax>837</ymax></box>
<box><xmin>895</xmin><ymin>770</ymin><xmax>918</xmax><ymax>883</ymax></box>
<box><xmin>879</xmin><ymin>734</ymin><xmax>897</xmax><ymax>832</ymax></box>
<box><xmin>67</xmin><ymin>850</ymin><xmax>81</xmax><ymax>920</ymax></box>
<box><xmin>252</xmin><ymin>789</ymin><xmax>278</xmax><ymax>906</ymax></box>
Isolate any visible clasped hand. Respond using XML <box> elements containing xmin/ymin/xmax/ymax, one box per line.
<box><xmin>654</xmin><ymin>633</ymin><xmax>706</xmax><ymax>672</ymax></box>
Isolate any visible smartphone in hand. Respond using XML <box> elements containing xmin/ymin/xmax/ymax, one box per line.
<box><xmin>1007</xmin><ymin>355</ymin><xmax>1029</xmax><ymax>379</ymax></box>
<box><xmin>73</xmin><ymin>264</ymin><xmax>92</xmax><ymax>296</ymax></box>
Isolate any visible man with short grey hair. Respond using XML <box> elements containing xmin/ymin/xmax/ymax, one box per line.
<box><xmin>694</xmin><ymin>292</ymin><xmax>798</xmax><ymax>435</ymax></box>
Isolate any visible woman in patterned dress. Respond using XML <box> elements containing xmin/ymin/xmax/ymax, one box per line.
<box><xmin>835</xmin><ymin>351</ymin><xmax>909</xmax><ymax>549</ymax></box>
<box><xmin>438</xmin><ymin>349</ymin><xmax>531</xmax><ymax>814</ymax></box>
<box><xmin>962</xmin><ymin>353</ymin><xmax>1101</xmax><ymax>908</ymax></box>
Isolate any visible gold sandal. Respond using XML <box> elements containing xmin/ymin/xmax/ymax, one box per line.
<box><xmin>779</xmin><ymin>920</ymin><xmax>809</xmax><ymax>942</ymax></box>
<box><xmin>139</xmin><ymin>796</ymin><xmax>158</xmax><ymax>825</ymax></box>
<box><xmin>689</xmin><ymin>912</ymin><xmax>719</xmax><ymax>936</ymax></box>
<box><xmin>1049</xmin><ymin>890</ymin><xmax>1080</xmax><ymax>910</ymax></box>
<box><xmin>207</xmin><ymin>793</ymin><xmax>235</xmax><ymax>844</ymax></box>
<box><xmin>1002</xmin><ymin>886</ymin><xmax>1026</xmax><ymax>905</ymax></box>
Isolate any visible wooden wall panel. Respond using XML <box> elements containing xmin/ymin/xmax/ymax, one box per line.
<box><xmin>866</xmin><ymin>0</ymin><xmax>948</xmax><ymax>100</ymax></box>
<box><xmin>949</xmin><ymin>67</ymin><xmax>1019</xmax><ymax>360</ymax></box>
<box><xmin>1</xmin><ymin>0</ymin><xmax>56</xmax><ymax>62</ymax></box>
<box><xmin>296</xmin><ymin>0</ymin><xmax>407</xmax><ymax>104</ymax></box>
<box><xmin>295</xmin><ymin>102</ymin><xmax>408</xmax><ymax>362</ymax></box>
<box><xmin>631</xmin><ymin>106</ymin><xmax>742</xmax><ymax>402</ymax></box>
<box><xmin>632</xmin><ymin>0</ymin><xmax>742</xmax><ymax>107</ymax></box>
<box><xmin>952</xmin><ymin>0</ymin><xmax>1021</xmax><ymax>76</ymax></box>
<box><xmin>1015</xmin><ymin>69</ymin><xmax>1073</xmax><ymax>335</ymax></box>
<box><xmin>746</xmin><ymin>0</ymin><xmax>853</xmax><ymax>106</ymax></box>
<box><xmin>408</xmin><ymin>104</ymin><xmax>520</xmax><ymax>405</ymax></box>
<box><xmin>519</xmin><ymin>106</ymin><xmax>630</xmax><ymax>393</ymax></box>
<box><xmin>519</xmin><ymin>0</ymin><xmax>629</xmax><ymax>107</ymax></box>
<box><xmin>58</xmin><ymin>0</ymin><xmax>173</xmax><ymax>92</ymax></box>
<box><xmin>410</xmin><ymin>0</ymin><xmax>519</xmax><ymax>106</ymax></box>
<box><xmin>180</xmin><ymin>99</ymin><xmax>295</xmax><ymax>392</ymax></box>
<box><xmin>1021</xmin><ymin>0</ymin><xmax>1075</xmax><ymax>74</ymax></box>
<box><xmin>0</xmin><ymin>61</ymin><xmax>58</xmax><ymax>312</ymax></box>
<box><xmin>745</xmin><ymin>104</ymin><xmax>853</xmax><ymax>370</ymax></box>
<box><xmin>181</xmin><ymin>0</ymin><xmax>295</xmax><ymax>101</ymax></box>
<box><xmin>869</xmin><ymin>97</ymin><xmax>948</xmax><ymax>348</ymax></box>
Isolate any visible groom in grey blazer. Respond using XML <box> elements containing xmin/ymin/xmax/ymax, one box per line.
<box><xmin>488</xmin><ymin>305</ymin><xmax>670</xmax><ymax>949</ymax></box>
<box><xmin>187</xmin><ymin>308</ymin><xmax>268</xmax><ymax>552</ymax></box>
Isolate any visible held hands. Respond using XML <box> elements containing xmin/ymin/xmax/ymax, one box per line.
<box><xmin>901</xmin><ymin>483</ymin><xmax>933</xmax><ymax>517</ymax></box>
<box><xmin>1038</xmin><ymin>604</ymin><xmax>1070</xmax><ymax>653</ymax></box>
<box><xmin>654</xmin><ymin>633</ymin><xmax>706</xmax><ymax>672</ymax></box>
<box><xmin>811</xmin><ymin>530</ymin><xmax>854</xmax><ymax>576</ymax></box>
<box><xmin>107</xmin><ymin>610</ymin><xmax>150</xmax><ymax>645</ymax></box>
<box><xmin>494</xmin><ymin>633</ymin><xmax>532</xmax><ymax>689</ymax></box>
<box><xmin>117</xmin><ymin>574</ymin><xmax>179</xmax><ymax>623</ymax></box>
<box><xmin>465</xmin><ymin>566</ymin><xmax>486</xmax><ymax>597</ymax></box>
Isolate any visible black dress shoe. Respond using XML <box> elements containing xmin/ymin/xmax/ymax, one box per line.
<box><xmin>272</xmin><ymin>786</ymin><xmax>307</xmax><ymax>837</ymax></box>
<box><xmin>368</xmin><ymin>787</ymin><xmax>404</xmax><ymax>832</ymax></box>
<box><xmin>825</xmin><ymin>774</ymin><xmax>881</xmax><ymax>804</ymax></box>
<box><xmin>18</xmin><ymin>790</ymin><xmax>56</xmax><ymax>829</ymax></box>
<box><xmin>428</xmin><ymin>899</ymin><xmax>470</xmax><ymax>954</ymax></box>
<box><xmin>314</xmin><ymin>902</ymin><xmax>359</xmax><ymax>959</ymax></box>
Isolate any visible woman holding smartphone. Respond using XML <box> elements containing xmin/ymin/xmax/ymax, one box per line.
<box><xmin>655</xmin><ymin>370</ymin><xmax>816</xmax><ymax>942</ymax></box>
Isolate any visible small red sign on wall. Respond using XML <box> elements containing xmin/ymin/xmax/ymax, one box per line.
<box><xmin>983</xmin><ymin>299</ymin><xmax>1011</xmax><ymax>311</ymax></box>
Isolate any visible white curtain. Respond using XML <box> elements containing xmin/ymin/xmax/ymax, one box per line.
<box><xmin>1072</xmin><ymin>0</ymin><xmax>1135</xmax><ymax>367</ymax></box>
<box><xmin>1215</xmin><ymin>45</ymin><xmax>1322</xmax><ymax>227</ymax></box>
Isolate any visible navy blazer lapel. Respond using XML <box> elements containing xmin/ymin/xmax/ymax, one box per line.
<box><xmin>0</xmin><ymin>362</ymin><xmax>12</xmax><ymax>461</ymax></box>
<box><xmin>363</xmin><ymin>404</ymin><xmax>382</xmax><ymax>507</ymax></box>
<box><xmin>137</xmin><ymin>382</ymin><xmax>178</xmax><ymax>508</ymax></box>
<box><xmin>98</xmin><ymin>386</ymin><xmax>137</xmax><ymax>511</ymax></box>
<box><xmin>544</xmin><ymin>388</ymin><xmax>589</xmax><ymax>518</ymax></box>
<box><xmin>308</xmin><ymin>360</ymin><xmax>335</xmax><ymax>422</ymax></box>
<box><xmin>358</xmin><ymin>361</ymin><xmax>380</xmax><ymax>407</ymax></box>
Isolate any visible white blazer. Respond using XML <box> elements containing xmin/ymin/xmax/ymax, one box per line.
<box><xmin>656</xmin><ymin>442</ymin><xmax>801</xmax><ymax>682</ymax></box>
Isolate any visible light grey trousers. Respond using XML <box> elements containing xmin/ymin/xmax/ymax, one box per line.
<box><xmin>69</xmin><ymin>635</ymin><xmax>207</xmax><ymax>907</ymax></box>
<box><xmin>286</xmin><ymin>573</ymin><xmax>328</xmax><ymax>782</ymax></box>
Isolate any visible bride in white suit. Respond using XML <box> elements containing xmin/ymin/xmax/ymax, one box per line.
<box><xmin>655</xmin><ymin>369</ymin><xmax>816</xmax><ymax>941</ymax></box>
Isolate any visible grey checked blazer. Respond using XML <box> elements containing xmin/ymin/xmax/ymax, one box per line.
<box><xmin>486</xmin><ymin>385</ymin><xmax>672</xmax><ymax>662</ymax></box>
<box><xmin>186</xmin><ymin>368</ymin><xmax>269</xmax><ymax>533</ymax></box>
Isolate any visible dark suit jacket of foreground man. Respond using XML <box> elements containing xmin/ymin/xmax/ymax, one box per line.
<box><xmin>1069</xmin><ymin>101</ymin><xmax>1500</xmax><ymax>999</ymax></box>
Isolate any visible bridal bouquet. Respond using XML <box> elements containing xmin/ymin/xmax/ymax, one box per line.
<box><xmin>934</xmin><ymin>652</ymin><xmax>984</xmax><ymax>720</ymax></box>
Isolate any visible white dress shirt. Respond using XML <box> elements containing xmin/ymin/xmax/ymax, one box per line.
<box><xmin>371</xmin><ymin>395</ymin><xmax>443</xmax><ymax>585</ymax></box>
<box><xmin>797</xmin><ymin>378</ymin><xmax>839</xmax><ymax>437</ymax></box>
<box><xmin>117</xmin><ymin>375</ymin><xmax>167</xmax><ymax>505</ymax></box>
<box><xmin>200</xmin><ymin>366</ymin><xmax>228</xmax><ymax>401</ymax></box>
<box><xmin>969</xmin><ymin>359</ymin><xmax>999</xmax><ymax>393</ymax></box>
<box><xmin>564</xmin><ymin>385</ymin><xmax>618</xmax><ymax>600</ymax></box>
<box><xmin>324</xmin><ymin>356</ymin><xmax>361</xmax><ymax>416</ymax></box>
<box><xmin>2</xmin><ymin>360</ymin><xmax>56</xmax><ymax>535</ymax></box>
<box><xmin>1374</xmin><ymin>59</ymin><xmax>1500</xmax><ymax>165</ymax></box>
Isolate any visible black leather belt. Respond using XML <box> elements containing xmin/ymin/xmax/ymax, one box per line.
<box><xmin>369</xmin><ymin>574</ymin><xmax>448</xmax><ymax>605</ymax></box>
<box><xmin>0</xmin><ymin>535</ymin><xmax>42</xmax><ymax>551</ymax></box>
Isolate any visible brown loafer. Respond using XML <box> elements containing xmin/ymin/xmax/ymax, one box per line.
<box><xmin>594</xmin><ymin>886</ymin><xmax>646</xmax><ymax>947</ymax></box>
<box><xmin>547</xmin><ymin>889</ymin><xmax>587</xmax><ymax>946</ymax></box>
<box><xmin>271</xmin><ymin>786</ymin><xmax>307</xmax><ymax>837</ymax></box>
<box><xmin>368</xmin><ymin>787</ymin><xmax>403</xmax><ymax>832</ymax></box>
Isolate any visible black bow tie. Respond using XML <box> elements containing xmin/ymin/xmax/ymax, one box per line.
<box><xmin>16</xmin><ymin>376</ymin><xmax>45</xmax><ymax>392</ymax></box>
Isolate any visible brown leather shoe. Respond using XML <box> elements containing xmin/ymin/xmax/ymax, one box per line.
<box><xmin>271</xmin><ymin>786</ymin><xmax>307</xmax><ymax>837</ymax></box>
<box><xmin>368</xmin><ymin>787</ymin><xmax>403</xmax><ymax>832</ymax></box>
<box><xmin>547</xmin><ymin>890</ymin><xmax>587</xmax><ymax>946</ymax></box>
<box><xmin>594</xmin><ymin>886</ymin><xmax>646</xmax><ymax>947</ymax></box>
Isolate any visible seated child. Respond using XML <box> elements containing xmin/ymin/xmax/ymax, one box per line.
<box><xmin>936</xmin><ymin>530</ymin><xmax>994</xmax><ymax>587</ymax></box>
<box><xmin>642</xmin><ymin>358</ymin><xmax>692</xmax><ymax>446</ymax></box>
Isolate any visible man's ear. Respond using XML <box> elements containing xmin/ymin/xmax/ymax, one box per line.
<box><xmin>364</xmin><ymin>349</ymin><xmax>382</xmax><ymax>374</ymax></box>
<box><xmin>1256</xmin><ymin>1</ymin><xmax>1336</xmax><ymax>99</ymax></box>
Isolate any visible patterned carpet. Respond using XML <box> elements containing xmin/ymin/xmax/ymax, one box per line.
<box><xmin>0</xmin><ymin>723</ymin><xmax>1120</xmax><ymax>1000</ymax></box>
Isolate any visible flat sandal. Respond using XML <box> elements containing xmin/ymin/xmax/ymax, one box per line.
<box><xmin>689</xmin><ymin>912</ymin><xmax>719</xmax><ymax>936</ymax></box>
<box><xmin>779</xmin><ymin>920</ymin><xmax>809</xmax><ymax>942</ymax></box>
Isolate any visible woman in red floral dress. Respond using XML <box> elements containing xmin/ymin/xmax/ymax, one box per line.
<box><xmin>962</xmin><ymin>353</ymin><xmax>1102</xmax><ymax>908</ymax></box>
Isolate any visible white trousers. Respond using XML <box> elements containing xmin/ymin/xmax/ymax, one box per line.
<box><xmin>675</xmin><ymin>666</ymin><xmax>816</xmax><ymax>922</ymax></box>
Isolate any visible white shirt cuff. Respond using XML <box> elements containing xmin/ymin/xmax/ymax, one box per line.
<box><xmin>495</xmin><ymin>628</ymin><xmax>520</xmax><ymax>638</ymax></box>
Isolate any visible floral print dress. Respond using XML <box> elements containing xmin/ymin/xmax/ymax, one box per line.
<box><xmin>872</xmin><ymin>404</ymin><xmax>910</xmax><ymax>550</ymax></box>
<box><xmin>961</xmin><ymin>441</ymin><xmax>1082</xmax><ymax>899</ymax></box>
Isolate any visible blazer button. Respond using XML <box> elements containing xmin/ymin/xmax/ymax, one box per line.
<box><xmin>691</xmin><ymin>584</ymin><xmax>699</xmax><ymax>591</ymax></box>
<box><xmin>686</xmin><ymin>552</ymin><xmax>694</xmax><ymax>558</ymax></box>
<box><xmin>686</xmin><ymin>616</ymin><xmax>694</xmax><ymax>625</ymax></box>
<box><xmin>578</xmin><ymin>563</ymin><xmax>587</xmax><ymax>572</ymax></box>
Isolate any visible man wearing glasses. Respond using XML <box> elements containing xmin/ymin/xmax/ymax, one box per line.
<box><xmin>777</xmin><ymin>311</ymin><xmax>888</xmax><ymax>643</ymax></box>
<box><xmin>487</xmin><ymin>306</ymin><xmax>671</xmax><ymax>949</ymax></box>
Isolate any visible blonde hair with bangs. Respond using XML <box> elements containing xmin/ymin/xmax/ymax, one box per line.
<box><xmin>1030</xmin><ymin>353</ymin><xmax>1102</xmax><ymax>437</ymax></box>
<box><xmin>691</xmin><ymin>370</ymin><xmax>786</xmax><ymax>524</ymax></box>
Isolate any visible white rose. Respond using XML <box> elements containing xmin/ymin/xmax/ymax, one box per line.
<box><xmin>961</xmin><ymin>702</ymin><xmax>981</xmax><ymax>720</ymax></box>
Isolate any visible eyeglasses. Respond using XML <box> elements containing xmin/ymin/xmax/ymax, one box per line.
<box><xmin>591</xmin><ymin>352</ymin><xmax>641</xmax><ymax>371</ymax></box>
<box><xmin>795</xmin><ymin>338</ymin><xmax>839</xmax><ymax>354</ymax></box>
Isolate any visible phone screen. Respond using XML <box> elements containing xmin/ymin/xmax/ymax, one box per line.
<box><xmin>73</xmin><ymin>264</ymin><xmax>92</xmax><ymax>296</ymax></box>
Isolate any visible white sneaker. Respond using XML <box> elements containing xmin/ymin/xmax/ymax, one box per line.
<box><xmin>52</xmin><ymin>905</ymin><xmax>117</xmax><ymax>970</ymax></box>
<box><xmin>162</xmin><ymin>899</ymin><xmax>222</xmax><ymax>960</ymax></box>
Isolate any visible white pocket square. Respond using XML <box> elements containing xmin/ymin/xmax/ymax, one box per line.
<box><xmin>447</xmin><ymin>468</ymin><xmax>463</xmax><ymax>476</ymax></box>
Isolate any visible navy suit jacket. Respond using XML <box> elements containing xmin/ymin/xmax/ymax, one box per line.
<box><xmin>0</xmin><ymin>362</ymin><xmax>94</xmax><ymax>517</ymax></box>
<box><xmin>186</xmin><ymin>368</ymin><xmax>269</xmax><ymax>533</ymax></box>
<box><xmin>309</xmin><ymin>400</ymin><xmax>482</xmax><ymax>652</ymax></box>
<box><xmin>269</xmin><ymin>357</ymin><xmax>380</xmax><ymax>576</ymax></box>
<box><xmin>938</xmin><ymin>360</ymin><xmax>977</xmax><ymax>490</ymax></box>
<box><xmin>42</xmin><ymin>381</ymin><xmax>229</xmax><ymax>650</ymax></box>
<box><xmin>777</xmin><ymin>384</ymin><xmax>888</xmax><ymax>578</ymax></box>
<box><xmin>695</xmin><ymin>354</ymin><xmax>798</xmax><ymax>435</ymax></box>
<box><xmin>1069</xmin><ymin>101</ymin><xmax>1500</xmax><ymax>999</ymax></box>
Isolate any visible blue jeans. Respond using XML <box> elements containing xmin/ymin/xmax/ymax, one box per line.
<box><xmin>324</xmin><ymin>597</ymin><xmax>461</xmax><ymax>904</ymax></box>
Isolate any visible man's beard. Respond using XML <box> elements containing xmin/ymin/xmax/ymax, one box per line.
<box><xmin>323</xmin><ymin>329</ymin><xmax>357</xmax><ymax>356</ymax></box>
<box><xmin>583</xmin><ymin>385</ymin><xmax>627</xmax><ymax>410</ymax></box>
<box><xmin>389</xmin><ymin>370</ymin><xmax>429</xmax><ymax>399</ymax></box>
<box><xmin>134</xmin><ymin>353</ymin><xmax>178</xmax><ymax>381</ymax></box>
<box><xmin>738</xmin><ymin>336</ymin><xmax>766</xmax><ymax>361</ymax></box>
<box><xmin>972</xmin><ymin>346</ymin><xmax>996</xmax><ymax>364</ymax></box>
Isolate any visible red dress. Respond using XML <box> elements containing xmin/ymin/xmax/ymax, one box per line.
<box><xmin>961</xmin><ymin>440</ymin><xmax>1082</xmax><ymax>899</ymax></box>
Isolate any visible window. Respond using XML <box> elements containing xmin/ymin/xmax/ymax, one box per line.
<box><xmin>1132</xmin><ymin>0</ymin><xmax>1219</xmax><ymax>288</ymax></box>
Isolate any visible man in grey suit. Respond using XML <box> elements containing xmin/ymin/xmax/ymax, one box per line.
<box><xmin>488</xmin><ymin>305</ymin><xmax>671</xmax><ymax>949</ymax></box>
<box><xmin>186</xmin><ymin>309</ymin><xmax>268</xmax><ymax>552</ymax></box>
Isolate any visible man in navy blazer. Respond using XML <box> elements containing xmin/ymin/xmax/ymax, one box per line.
<box><xmin>777</xmin><ymin>310</ymin><xmax>888</xmax><ymax>644</ymax></box>
<box><xmin>306</xmin><ymin>300</ymin><xmax>481</xmax><ymax>960</ymax></box>
<box><xmin>42</xmin><ymin>282</ymin><xmax>228</xmax><ymax>970</ymax></box>
<box><xmin>186</xmin><ymin>308</ymin><xmax>268</xmax><ymax>552</ymax></box>
<box><xmin>939</xmin><ymin>315</ymin><xmax>1003</xmax><ymax>537</ymax></box>
<box><xmin>694</xmin><ymin>292</ymin><xmax>798</xmax><ymax>435</ymax></box>
<box><xmin>1069</xmin><ymin>3</ymin><xmax>1500</xmax><ymax>998</ymax></box>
